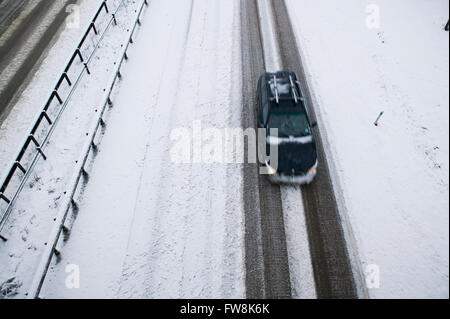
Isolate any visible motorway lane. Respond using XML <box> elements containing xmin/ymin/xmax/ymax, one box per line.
<box><xmin>241</xmin><ymin>0</ymin><xmax>292</xmax><ymax>299</ymax></box>
<box><xmin>0</xmin><ymin>0</ymin><xmax>76</xmax><ymax>123</ymax></box>
<box><xmin>241</xmin><ymin>0</ymin><xmax>360</xmax><ymax>299</ymax></box>
<box><xmin>0</xmin><ymin>0</ymin><xmax>29</xmax><ymax>38</ymax></box>
<box><xmin>271</xmin><ymin>0</ymin><xmax>359</xmax><ymax>298</ymax></box>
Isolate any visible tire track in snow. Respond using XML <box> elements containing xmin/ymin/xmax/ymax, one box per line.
<box><xmin>240</xmin><ymin>0</ymin><xmax>266</xmax><ymax>299</ymax></box>
<box><xmin>118</xmin><ymin>0</ymin><xmax>244</xmax><ymax>298</ymax></box>
<box><xmin>116</xmin><ymin>0</ymin><xmax>196</xmax><ymax>298</ymax></box>
<box><xmin>177</xmin><ymin>0</ymin><xmax>219</xmax><ymax>297</ymax></box>
<box><xmin>271</xmin><ymin>0</ymin><xmax>359</xmax><ymax>298</ymax></box>
<box><xmin>241</xmin><ymin>0</ymin><xmax>293</xmax><ymax>299</ymax></box>
<box><xmin>116</xmin><ymin>0</ymin><xmax>190</xmax><ymax>297</ymax></box>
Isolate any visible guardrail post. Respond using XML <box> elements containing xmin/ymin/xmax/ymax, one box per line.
<box><xmin>53</xmin><ymin>90</ymin><xmax>63</xmax><ymax>104</ymax></box>
<box><xmin>137</xmin><ymin>1</ymin><xmax>148</xmax><ymax>25</ymax></box>
<box><xmin>91</xmin><ymin>141</ymin><xmax>99</xmax><ymax>153</ymax></box>
<box><xmin>71</xmin><ymin>199</ymin><xmax>78</xmax><ymax>212</ymax></box>
<box><xmin>0</xmin><ymin>193</ymin><xmax>10</xmax><ymax>204</ymax></box>
<box><xmin>29</xmin><ymin>135</ymin><xmax>47</xmax><ymax>160</ymax></box>
<box><xmin>84</xmin><ymin>63</ymin><xmax>91</xmax><ymax>75</ymax></box>
<box><xmin>103</xmin><ymin>1</ymin><xmax>109</xmax><ymax>14</ymax></box>
<box><xmin>62</xmin><ymin>225</ymin><xmax>70</xmax><ymax>235</ymax></box>
<box><xmin>76</xmin><ymin>48</ymin><xmax>84</xmax><ymax>63</ymax></box>
<box><xmin>90</xmin><ymin>22</ymin><xmax>98</xmax><ymax>35</ymax></box>
<box><xmin>41</xmin><ymin>111</ymin><xmax>52</xmax><ymax>125</ymax></box>
<box><xmin>14</xmin><ymin>161</ymin><xmax>27</xmax><ymax>174</ymax></box>
<box><xmin>62</xmin><ymin>72</ymin><xmax>72</xmax><ymax>86</ymax></box>
<box><xmin>36</xmin><ymin>148</ymin><xmax>47</xmax><ymax>161</ymax></box>
<box><xmin>0</xmin><ymin>191</ymin><xmax>8</xmax><ymax>240</ymax></box>
<box><xmin>81</xmin><ymin>167</ymin><xmax>89</xmax><ymax>180</ymax></box>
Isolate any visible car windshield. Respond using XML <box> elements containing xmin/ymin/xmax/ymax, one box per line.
<box><xmin>268</xmin><ymin>112</ymin><xmax>311</xmax><ymax>138</ymax></box>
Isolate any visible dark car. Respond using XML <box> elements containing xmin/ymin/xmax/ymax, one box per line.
<box><xmin>256</xmin><ymin>71</ymin><xmax>318</xmax><ymax>184</ymax></box>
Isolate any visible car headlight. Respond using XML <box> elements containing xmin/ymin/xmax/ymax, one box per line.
<box><xmin>265</xmin><ymin>161</ymin><xmax>278</xmax><ymax>175</ymax></box>
<box><xmin>308</xmin><ymin>161</ymin><xmax>318</xmax><ymax>175</ymax></box>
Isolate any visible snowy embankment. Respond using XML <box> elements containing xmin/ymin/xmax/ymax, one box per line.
<box><xmin>0</xmin><ymin>0</ymin><xmax>143</xmax><ymax>298</ymax></box>
<box><xmin>41</xmin><ymin>0</ymin><xmax>244</xmax><ymax>298</ymax></box>
<box><xmin>286</xmin><ymin>0</ymin><xmax>449</xmax><ymax>298</ymax></box>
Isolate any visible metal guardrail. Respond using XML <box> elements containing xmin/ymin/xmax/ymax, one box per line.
<box><xmin>27</xmin><ymin>0</ymin><xmax>148</xmax><ymax>299</ymax></box>
<box><xmin>0</xmin><ymin>0</ymin><xmax>128</xmax><ymax>241</ymax></box>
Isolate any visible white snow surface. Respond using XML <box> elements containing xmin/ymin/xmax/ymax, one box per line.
<box><xmin>0</xmin><ymin>0</ymin><xmax>148</xmax><ymax>298</ymax></box>
<box><xmin>40</xmin><ymin>0</ymin><xmax>245</xmax><ymax>298</ymax></box>
<box><xmin>257</xmin><ymin>0</ymin><xmax>316</xmax><ymax>299</ymax></box>
<box><xmin>286</xmin><ymin>0</ymin><xmax>449</xmax><ymax>298</ymax></box>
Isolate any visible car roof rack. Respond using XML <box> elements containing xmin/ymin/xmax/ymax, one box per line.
<box><xmin>295</xmin><ymin>80</ymin><xmax>307</xmax><ymax>102</ymax></box>
<box><xmin>273</xmin><ymin>74</ymin><xmax>280</xmax><ymax>104</ymax></box>
<box><xmin>289</xmin><ymin>75</ymin><xmax>298</xmax><ymax>104</ymax></box>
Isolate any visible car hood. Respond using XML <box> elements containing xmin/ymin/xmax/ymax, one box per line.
<box><xmin>267</xmin><ymin>136</ymin><xmax>317</xmax><ymax>175</ymax></box>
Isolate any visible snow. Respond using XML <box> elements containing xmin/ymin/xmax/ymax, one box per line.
<box><xmin>257</xmin><ymin>0</ymin><xmax>316</xmax><ymax>299</ymax></box>
<box><xmin>281</xmin><ymin>186</ymin><xmax>316</xmax><ymax>299</ymax></box>
<box><xmin>0</xmin><ymin>0</ymin><xmax>144</xmax><ymax>298</ymax></box>
<box><xmin>40</xmin><ymin>0</ymin><xmax>245</xmax><ymax>298</ymax></box>
<box><xmin>286</xmin><ymin>0</ymin><xmax>449</xmax><ymax>298</ymax></box>
<box><xmin>1</xmin><ymin>0</ymin><xmax>446</xmax><ymax>300</ymax></box>
<box><xmin>257</xmin><ymin>0</ymin><xmax>282</xmax><ymax>72</ymax></box>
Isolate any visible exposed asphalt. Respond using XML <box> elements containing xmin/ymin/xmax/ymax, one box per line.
<box><xmin>271</xmin><ymin>0</ymin><xmax>359</xmax><ymax>298</ymax></box>
<box><xmin>242</xmin><ymin>0</ymin><xmax>359</xmax><ymax>299</ymax></box>
<box><xmin>241</xmin><ymin>0</ymin><xmax>292</xmax><ymax>299</ymax></box>
<box><xmin>0</xmin><ymin>0</ymin><xmax>76</xmax><ymax>124</ymax></box>
<box><xmin>0</xmin><ymin>0</ymin><xmax>360</xmax><ymax>299</ymax></box>
<box><xmin>0</xmin><ymin>0</ymin><xmax>29</xmax><ymax>39</ymax></box>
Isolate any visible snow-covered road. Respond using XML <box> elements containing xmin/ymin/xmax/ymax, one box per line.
<box><xmin>1</xmin><ymin>0</ymin><xmax>447</xmax><ymax>300</ymax></box>
<box><xmin>41</xmin><ymin>0</ymin><xmax>245</xmax><ymax>298</ymax></box>
<box><xmin>256</xmin><ymin>0</ymin><xmax>316</xmax><ymax>299</ymax></box>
